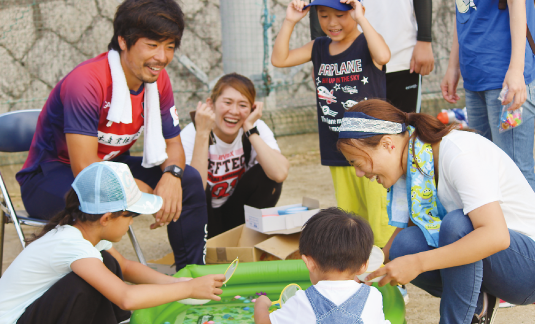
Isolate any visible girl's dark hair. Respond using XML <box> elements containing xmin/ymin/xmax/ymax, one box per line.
<box><xmin>26</xmin><ymin>189</ymin><xmax>136</xmax><ymax>245</ymax></box>
<box><xmin>299</xmin><ymin>207</ymin><xmax>374</xmax><ymax>273</ymax></box>
<box><xmin>108</xmin><ymin>0</ymin><xmax>185</xmax><ymax>52</ymax></box>
<box><xmin>336</xmin><ymin>99</ymin><xmax>457</xmax><ymax>172</ymax></box>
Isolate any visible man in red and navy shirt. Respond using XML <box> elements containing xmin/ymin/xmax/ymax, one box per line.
<box><xmin>16</xmin><ymin>0</ymin><xmax>207</xmax><ymax>270</ymax></box>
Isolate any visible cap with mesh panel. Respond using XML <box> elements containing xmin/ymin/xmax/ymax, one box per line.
<box><xmin>72</xmin><ymin>162</ymin><xmax>163</xmax><ymax>215</ymax></box>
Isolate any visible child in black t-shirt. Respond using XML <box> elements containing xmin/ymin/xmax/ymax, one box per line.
<box><xmin>272</xmin><ymin>0</ymin><xmax>392</xmax><ymax>247</ymax></box>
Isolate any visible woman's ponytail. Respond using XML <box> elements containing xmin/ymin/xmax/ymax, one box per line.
<box><xmin>405</xmin><ymin>112</ymin><xmax>455</xmax><ymax>144</ymax></box>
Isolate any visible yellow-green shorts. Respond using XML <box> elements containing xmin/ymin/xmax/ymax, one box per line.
<box><xmin>330</xmin><ymin>166</ymin><xmax>395</xmax><ymax>247</ymax></box>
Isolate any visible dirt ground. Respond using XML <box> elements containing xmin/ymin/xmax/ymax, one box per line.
<box><xmin>2</xmin><ymin>133</ymin><xmax>535</xmax><ymax>323</ymax></box>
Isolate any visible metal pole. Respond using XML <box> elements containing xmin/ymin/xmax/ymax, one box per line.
<box><xmin>0</xmin><ymin>172</ymin><xmax>25</xmax><ymax>248</ymax></box>
<box><xmin>0</xmin><ymin>206</ymin><xmax>5</xmax><ymax>277</ymax></box>
<box><xmin>127</xmin><ymin>225</ymin><xmax>147</xmax><ymax>265</ymax></box>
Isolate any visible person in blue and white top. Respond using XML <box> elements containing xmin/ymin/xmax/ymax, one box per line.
<box><xmin>337</xmin><ymin>99</ymin><xmax>535</xmax><ymax>324</ymax></box>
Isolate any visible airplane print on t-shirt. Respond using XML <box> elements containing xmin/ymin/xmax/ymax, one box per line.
<box><xmin>317</xmin><ymin>86</ymin><xmax>337</xmax><ymax>104</ymax></box>
<box><xmin>320</xmin><ymin>104</ymin><xmax>338</xmax><ymax>117</ymax></box>
<box><xmin>316</xmin><ymin>70</ymin><xmax>371</xmax><ymax>131</ymax></box>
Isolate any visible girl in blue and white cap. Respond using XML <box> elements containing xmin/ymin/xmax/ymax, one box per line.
<box><xmin>337</xmin><ymin>99</ymin><xmax>535</xmax><ymax>324</ymax></box>
<box><xmin>0</xmin><ymin>161</ymin><xmax>225</xmax><ymax>324</ymax></box>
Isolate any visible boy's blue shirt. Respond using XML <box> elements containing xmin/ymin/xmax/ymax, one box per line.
<box><xmin>311</xmin><ymin>33</ymin><xmax>386</xmax><ymax>166</ymax></box>
<box><xmin>456</xmin><ymin>0</ymin><xmax>535</xmax><ymax>91</ymax></box>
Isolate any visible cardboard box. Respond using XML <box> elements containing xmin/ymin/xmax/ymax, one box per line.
<box><xmin>205</xmin><ymin>224</ymin><xmax>301</xmax><ymax>264</ymax></box>
<box><xmin>244</xmin><ymin>197</ymin><xmax>320</xmax><ymax>234</ymax></box>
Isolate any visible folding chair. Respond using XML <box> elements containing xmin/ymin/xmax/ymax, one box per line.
<box><xmin>0</xmin><ymin>110</ymin><xmax>147</xmax><ymax>276</ymax></box>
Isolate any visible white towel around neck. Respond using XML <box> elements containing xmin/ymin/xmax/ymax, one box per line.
<box><xmin>107</xmin><ymin>50</ymin><xmax>168</xmax><ymax>168</ymax></box>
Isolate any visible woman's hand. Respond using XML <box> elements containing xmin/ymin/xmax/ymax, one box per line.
<box><xmin>243</xmin><ymin>101</ymin><xmax>263</xmax><ymax>132</ymax></box>
<box><xmin>286</xmin><ymin>0</ymin><xmax>310</xmax><ymax>24</ymax></box>
<box><xmin>342</xmin><ymin>0</ymin><xmax>365</xmax><ymax>23</ymax></box>
<box><xmin>368</xmin><ymin>254</ymin><xmax>423</xmax><ymax>286</ymax></box>
<box><xmin>194</xmin><ymin>101</ymin><xmax>215</xmax><ymax>136</ymax></box>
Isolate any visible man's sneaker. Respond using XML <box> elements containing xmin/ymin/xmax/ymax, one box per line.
<box><xmin>472</xmin><ymin>293</ymin><xmax>499</xmax><ymax>324</ymax></box>
<box><xmin>499</xmin><ymin>299</ymin><xmax>515</xmax><ymax>308</ymax></box>
<box><xmin>397</xmin><ymin>285</ymin><xmax>409</xmax><ymax>305</ymax></box>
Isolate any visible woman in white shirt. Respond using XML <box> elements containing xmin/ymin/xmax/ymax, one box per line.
<box><xmin>181</xmin><ymin>73</ymin><xmax>289</xmax><ymax>237</ymax></box>
<box><xmin>336</xmin><ymin>99</ymin><xmax>535</xmax><ymax>324</ymax></box>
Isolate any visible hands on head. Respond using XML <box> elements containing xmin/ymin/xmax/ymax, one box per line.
<box><xmin>286</xmin><ymin>0</ymin><xmax>310</xmax><ymax>23</ymax></box>
<box><xmin>340</xmin><ymin>0</ymin><xmax>365</xmax><ymax>23</ymax></box>
<box><xmin>287</xmin><ymin>0</ymin><xmax>364</xmax><ymax>23</ymax></box>
<box><xmin>243</xmin><ymin>101</ymin><xmax>263</xmax><ymax>132</ymax></box>
<box><xmin>194</xmin><ymin>100</ymin><xmax>216</xmax><ymax>136</ymax></box>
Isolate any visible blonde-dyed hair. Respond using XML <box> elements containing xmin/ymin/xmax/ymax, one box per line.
<box><xmin>210</xmin><ymin>73</ymin><xmax>256</xmax><ymax>107</ymax></box>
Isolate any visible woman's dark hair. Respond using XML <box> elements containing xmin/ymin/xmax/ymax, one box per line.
<box><xmin>108</xmin><ymin>0</ymin><xmax>185</xmax><ymax>52</ymax></box>
<box><xmin>26</xmin><ymin>189</ymin><xmax>137</xmax><ymax>245</ymax></box>
<box><xmin>299</xmin><ymin>207</ymin><xmax>374</xmax><ymax>273</ymax></box>
<box><xmin>337</xmin><ymin>99</ymin><xmax>457</xmax><ymax>172</ymax></box>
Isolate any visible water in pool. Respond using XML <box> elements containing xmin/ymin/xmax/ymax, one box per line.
<box><xmin>172</xmin><ymin>295</ymin><xmax>278</xmax><ymax>324</ymax></box>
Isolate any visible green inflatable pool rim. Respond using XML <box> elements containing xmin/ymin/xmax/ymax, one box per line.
<box><xmin>130</xmin><ymin>260</ymin><xmax>406</xmax><ymax>324</ymax></box>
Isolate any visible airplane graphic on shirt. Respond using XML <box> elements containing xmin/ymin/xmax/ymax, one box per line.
<box><xmin>317</xmin><ymin>86</ymin><xmax>337</xmax><ymax>104</ymax></box>
<box><xmin>320</xmin><ymin>104</ymin><xmax>338</xmax><ymax>117</ymax></box>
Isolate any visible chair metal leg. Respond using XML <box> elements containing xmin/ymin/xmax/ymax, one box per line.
<box><xmin>0</xmin><ymin>174</ymin><xmax>26</xmax><ymax>248</ymax></box>
<box><xmin>127</xmin><ymin>225</ymin><xmax>146</xmax><ymax>265</ymax></box>
<box><xmin>0</xmin><ymin>208</ymin><xmax>5</xmax><ymax>277</ymax></box>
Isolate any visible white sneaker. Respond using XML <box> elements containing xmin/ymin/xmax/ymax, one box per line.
<box><xmin>499</xmin><ymin>299</ymin><xmax>515</xmax><ymax>308</ymax></box>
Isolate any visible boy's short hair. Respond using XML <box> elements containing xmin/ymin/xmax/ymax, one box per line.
<box><xmin>108</xmin><ymin>0</ymin><xmax>185</xmax><ymax>52</ymax></box>
<box><xmin>299</xmin><ymin>207</ymin><xmax>374</xmax><ymax>273</ymax></box>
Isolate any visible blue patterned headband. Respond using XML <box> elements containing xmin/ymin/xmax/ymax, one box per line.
<box><xmin>339</xmin><ymin>112</ymin><xmax>407</xmax><ymax>139</ymax></box>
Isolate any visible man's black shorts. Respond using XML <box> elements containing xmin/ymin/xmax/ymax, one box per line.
<box><xmin>386</xmin><ymin>69</ymin><xmax>421</xmax><ymax>113</ymax></box>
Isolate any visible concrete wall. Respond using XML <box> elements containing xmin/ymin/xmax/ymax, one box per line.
<box><xmin>0</xmin><ymin>0</ymin><xmax>457</xmax><ymax>114</ymax></box>
<box><xmin>0</xmin><ymin>0</ymin><xmax>222</xmax><ymax>118</ymax></box>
